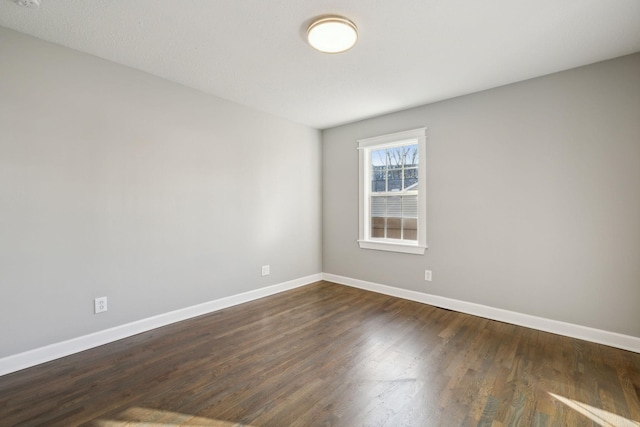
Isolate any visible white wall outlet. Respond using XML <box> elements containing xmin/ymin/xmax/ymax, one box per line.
<box><xmin>261</xmin><ymin>265</ymin><xmax>270</xmax><ymax>276</ymax></box>
<box><xmin>94</xmin><ymin>296</ymin><xmax>108</xmax><ymax>314</ymax></box>
<box><xmin>424</xmin><ymin>270</ymin><xmax>432</xmax><ymax>281</ymax></box>
<box><xmin>15</xmin><ymin>0</ymin><xmax>41</xmax><ymax>8</ymax></box>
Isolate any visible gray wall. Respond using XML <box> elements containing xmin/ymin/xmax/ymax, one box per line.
<box><xmin>323</xmin><ymin>53</ymin><xmax>640</xmax><ymax>338</ymax></box>
<box><xmin>0</xmin><ymin>27</ymin><xmax>322</xmax><ymax>358</ymax></box>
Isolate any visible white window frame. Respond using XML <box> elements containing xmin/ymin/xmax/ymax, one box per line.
<box><xmin>357</xmin><ymin>127</ymin><xmax>427</xmax><ymax>255</ymax></box>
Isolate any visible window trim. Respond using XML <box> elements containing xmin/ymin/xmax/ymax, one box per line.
<box><xmin>357</xmin><ymin>127</ymin><xmax>427</xmax><ymax>255</ymax></box>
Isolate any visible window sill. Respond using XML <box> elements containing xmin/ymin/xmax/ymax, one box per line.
<box><xmin>357</xmin><ymin>240</ymin><xmax>426</xmax><ymax>255</ymax></box>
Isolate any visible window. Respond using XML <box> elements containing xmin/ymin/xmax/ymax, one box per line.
<box><xmin>358</xmin><ymin>128</ymin><xmax>427</xmax><ymax>254</ymax></box>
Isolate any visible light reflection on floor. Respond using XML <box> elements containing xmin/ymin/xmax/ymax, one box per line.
<box><xmin>92</xmin><ymin>406</ymin><xmax>256</xmax><ymax>427</ymax></box>
<box><xmin>549</xmin><ymin>392</ymin><xmax>640</xmax><ymax>427</ymax></box>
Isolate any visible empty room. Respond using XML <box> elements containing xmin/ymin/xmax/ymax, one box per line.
<box><xmin>1</xmin><ymin>1</ymin><xmax>639</xmax><ymax>426</ymax></box>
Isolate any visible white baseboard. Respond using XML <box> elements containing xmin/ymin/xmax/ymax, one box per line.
<box><xmin>322</xmin><ymin>273</ymin><xmax>640</xmax><ymax>354</ymax></box>
<box><xmin>4</xmin><ymin>271</ymin><xmax>637</xmax><ymax>377</ymax></box>
<box><xmin>0</xmin><ymin>274</ymin><xmax>322</xmax><ymax>377</ymax></box>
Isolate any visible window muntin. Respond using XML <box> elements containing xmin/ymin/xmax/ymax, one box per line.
<box><xmin>358</xmin><ymin>128</ymin><xmax>426</xmax><ymax>255</ymax></box>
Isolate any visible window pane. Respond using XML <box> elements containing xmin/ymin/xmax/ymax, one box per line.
<box><xmin>402</xmin><ymin>195</ymin><xmax>418</xmax><ymax>218</ymax></box>
<box><xmin>387</xmin><ymin>196</ymin><xmax>402</xmax><ymax>217</ymax></box>
<box><xmin>371</xmin><ymin>149</ymin><xmax>387</xmax><ymax>192</ymax></box>
<box><xmin>371</xmin><ymin>217</ymin><xmax>385</xmax><ymax>238</ymax></box>
<box><xmin>371</xmin><ymin>148</ymin><xmax>387</xmax><ymax>167</ymax></box>
<box><xmin>372</xmin><ymin>171</ymin><xmax>386</xmax><ymax>192</ymax></box>
<box><xmin>403</xmin><ymin>218</ymin><xmax>417</xmax><ymax>240</ymax></box>
<box><xmin>371</xmin><ymin>197</ymin><xmax>386</xmax><ymax>218</ymax></box>
<box><xmin>371</xmin><ymin>197</ymin><xmax>386</xmax><ymax>238</ymax></box>
<box><xmin>385</xmin><ymin>197</ymin><xmax>402</xmax><ymax>239</ymax></box>
<box><xmin>404</xmin><ymin>144</ymin><xmax>419</xmax><ymax>166</ymax></box>
<box><xmin>387</xmin><ymin>169</ymin><xmax>402</xmax><ymax>192</ymax></box>
<box><xmin>387</xmin><ymin>217</ymin><xmax>401</xmax><ymax>239</ymax></box>
<box><xmin>386</xmin><ymin>147</ymin><xmax>405</xmax><ymax>167</ymax></box>
<box><xmin>404</xmin><ymin>167</ymin><xmax>418</xmax><ymax>190</ymax></box>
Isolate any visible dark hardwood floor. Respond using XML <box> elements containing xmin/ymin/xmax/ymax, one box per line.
<box><xmin>1</xmin><ymin>281</ymin><xmax>639</xmax><ymax>426</ymax></box>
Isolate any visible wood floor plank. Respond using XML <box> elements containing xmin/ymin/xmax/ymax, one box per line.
<box><xmin>1</xmin><ymin>281</ymin><xmax>639</xmax><ymax>426</ymax></box>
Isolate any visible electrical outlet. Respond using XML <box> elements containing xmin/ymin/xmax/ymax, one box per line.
<box><xmin>16</xmin><ymin>0</ymin><xmax>41</xmax><ymax>8</ymax></box>
<box><xmin>261</xmin><ymin>265</ymin><xmax>270</xmax><ymax>276</ymax></box>
<box><xmin>94</xmin><ymin>296</ymin><xmax>108</xmax><ymax>314</ymax></box>
<box><xmin>424</xmin><ymin>270</ymin><xmax>432</xmax><ymax>282</ymax></box>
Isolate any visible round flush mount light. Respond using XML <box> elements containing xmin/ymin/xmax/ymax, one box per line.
<box><xmin>307</xmin><ymin>16</ymin><xmax>358</xmax><ymax>54</ymax></box>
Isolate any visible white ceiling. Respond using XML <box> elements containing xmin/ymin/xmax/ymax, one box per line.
<box><xmin>1</xmin><ymin>0</ymin><xmax>639</xmax><ymax>129</ymax></box>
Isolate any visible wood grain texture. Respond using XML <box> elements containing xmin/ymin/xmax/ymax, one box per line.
<box><xmin>1</xmin><ymin>281</ymin><xmax>639</xmax><ymax>426</ymax></box>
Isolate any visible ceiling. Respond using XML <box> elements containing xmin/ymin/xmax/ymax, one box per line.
<box><xmin>1</xmin><ymin>0</ymin><xmax>639</xmax><ymax>129</ymax></box>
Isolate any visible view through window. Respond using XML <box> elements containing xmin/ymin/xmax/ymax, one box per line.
<box><xmin>370</xmin><ymin>144</ymin><xmax>419</xmax><ymax>241</ymax></box>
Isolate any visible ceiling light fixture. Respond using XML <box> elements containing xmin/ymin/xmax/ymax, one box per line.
<box><xmin>307</xmin><ymin>16</ymin><xmax>358</xmax><ymax>54</ymax></box>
